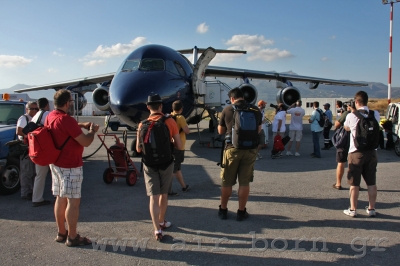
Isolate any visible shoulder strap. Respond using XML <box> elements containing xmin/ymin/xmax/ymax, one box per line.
<box><xmin>36</xmin><ymin>110</ymin><xmax>45</xmax><ymax>125</ymax></box>
<box><xmin>23</xmin><ymin>115</ymin><xmax>29</xmax><ymax>124</ymax></box>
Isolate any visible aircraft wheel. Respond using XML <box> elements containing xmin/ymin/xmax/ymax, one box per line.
<box><xmin>103</xmin><ymin>168</ymin><xmax>114</xmax><ymax>184</ymax></box>
<box><xmin>126</xmin><ymin>170</ymin><xmax>137</xmax><ymax>186</ymax></box>
<box><xmin>395</xmin><ymin>140</ymin><xmax>400</xmax><ymax>157</ymax></box>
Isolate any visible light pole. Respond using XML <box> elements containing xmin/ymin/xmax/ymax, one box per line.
<box><xmin>382</xmin><ymin>0</ymin><xmax>400</xmax><ymax>104</ymax></box>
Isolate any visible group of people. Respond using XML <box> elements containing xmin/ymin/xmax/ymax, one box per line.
<box><xmin>16</xmin><ymin>88</ymin><xmax>379</xmax><ymax>245</ymax></box>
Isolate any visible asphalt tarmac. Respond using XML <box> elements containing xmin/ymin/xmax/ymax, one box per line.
<box><xmin>0</xmin><ymin>116</ymin><xmax>399</xmax><ymax>265</ymax></box>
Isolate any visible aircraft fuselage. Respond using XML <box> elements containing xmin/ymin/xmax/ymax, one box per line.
<box><xmin>109</xmin><ymin>44</ymin><xmax>195</xmax><ymax>125</ymax></box>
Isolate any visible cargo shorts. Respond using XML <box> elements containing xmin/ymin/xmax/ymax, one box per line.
<box><xmin>220</xmin><ymin>147</ymin><xmax>257</xmax><ymax>187</ymax></box>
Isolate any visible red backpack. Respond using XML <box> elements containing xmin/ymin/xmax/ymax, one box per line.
<box><xmin>27</xmin><ymin>114</ymin><xmax>70</xmax><ymax>166</ymax></box>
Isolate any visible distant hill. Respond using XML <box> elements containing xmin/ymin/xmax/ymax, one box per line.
<box><xmin>2</xmin><ymin>78</ymin><xmax>399</xmax><ymax>105</ymax></box>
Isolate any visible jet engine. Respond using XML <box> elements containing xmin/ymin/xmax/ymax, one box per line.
<box><xmin>93</xmin><ymin>86</ymin><xmax>110</xmax><ymax>111</ymax></box>
<box><xmin>238</xmin><ymin>83</ymin><xmax>258</xmax><ymax>105</ymax></box>
<box><xmin>276</xmin><ymin>86</ymin><xmax>301</xmax><ymax>107</ymax></box>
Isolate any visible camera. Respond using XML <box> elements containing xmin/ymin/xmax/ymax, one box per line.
<box><xmin>270</xmin><ymin>103</ymin><xmax>278</xmax><ymax>110</ymax></box>
<box><xmin>343</xmin><ymin>100</ymin><xmax>355</xmax><ymax>109</ymax></box>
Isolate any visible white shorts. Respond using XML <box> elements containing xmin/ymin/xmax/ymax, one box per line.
<box><xmin>50</xmin><ymin>165</ymin><xmax>83</xmax><ymax>198</ymax></box>
<box><xmin>289</xmin><ymin>130</ymin><xmax>303</xmax><ymax>142</ymax></box>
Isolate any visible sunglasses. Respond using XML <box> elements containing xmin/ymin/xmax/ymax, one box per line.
<box><xmin>28</xmin><ymin>108</ymin><xmax>39</xmax><ymax>111</ymax></box>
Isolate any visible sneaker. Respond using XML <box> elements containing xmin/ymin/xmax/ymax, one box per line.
<box><xmin>255</xmin><ymin>154</ymin><xmax>259</xmax><ymax>161</ymax></box>
<box><xmin>257</xmin><ymin>153</ymin><xmax>263</xmax><ymax>159</ymax></box>
<box><xmin>286</xmin><ymin>151</ymin><xmax>293</xmax><ymax>156</ymax></box>
<box><xmin>365</xmin><ymin>206</ymin><xmax>376</xmax><ymax>217</ymax></box>
<box><xmin>32</xmin><ymin>200</ymin><xmax>51</xmax><ymax>207</ymax></box>
<box><xmin>218</xmin><ymin>205</ymin><xmax>228</xmax><ymax>220</ymax></box>
<box><xmin>311</xmin><ymin>154</ymin><xmax>321</xmax><ymax>158</ymax></box>
<box><xmin>159</xmin><ymin>220</ymin><xmax>171</xmax><ymax>229</ymax></box>
<box><xmin>310</xmin><ymin>153</ymin><xmax>315</xmax><ymax>156</ymax></box>
<box><xmin>236</xmin><ymin>208</ymin><xmax>249</xmax><ymax>221</ymax></box>
<box><xmin>154</xmin><ymin>230</ymin><xmax>164</xmax><ymax>241</ymax></box>
<box><xmin>168</xmin><ymin>191</ymin><xmax>178</xmax><ymax>196</ymax></box>
<box><xmin>295</xmin><ymin>152</ymin><xmax>300</xmax><ymax>156</ymax></box>
<box><xmin>182</xmin><ymin>185</ymin><xmax>189</xmax><ymax>192</ymax></box>
<box><xmin>343</xmin><ymin>208</ymin><xmax>357</xmax><ymax>217</ymax></box>
<box><xmin>21</xmin><ymin>193</ymin><xmax>32</xmax><ymax>200</ymax></box>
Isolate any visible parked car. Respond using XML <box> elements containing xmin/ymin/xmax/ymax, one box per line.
<box><xmin>0</xmin><ymin>98</ymin><xmax>26</xmax><ymax>195</ymax></box>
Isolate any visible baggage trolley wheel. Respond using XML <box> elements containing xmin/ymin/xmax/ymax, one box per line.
<box><xmin>103</xmin><ymin>168</ymin><xmax>114</xmax><ymax>184</ymax></box>
<box><xmin>126</xmin><ymin>170</ymin><xmax>137</xmax><ymax>186</ymax></box>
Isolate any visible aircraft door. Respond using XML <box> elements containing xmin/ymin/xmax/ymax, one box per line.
<box><xmin>192</xmin><ymin>47</ymin><xmax>216</xmax><ymax>96</ymax></box>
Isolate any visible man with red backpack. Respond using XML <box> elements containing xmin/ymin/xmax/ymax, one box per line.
<box><xmin>47</xmin><ymin>90</ymin><xmax>99</xmax><ymax>247</ymax></box>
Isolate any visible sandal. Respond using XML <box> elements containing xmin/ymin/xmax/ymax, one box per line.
<box><xmin>332</xmin><ymin>184</ymin><xmax>342</xmax><ymax>190</ymax></box>
<box><xmin>65</xmin><ymin>234</ymin><xmax>92</xmax><ymax>247</ymax></box>
<box><xmin>55</xmin><ymin>230</ymin><xmax>68</xmax><ymax>242</ymax></box>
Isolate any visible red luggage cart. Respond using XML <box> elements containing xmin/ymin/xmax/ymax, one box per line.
<box><xmin>97</xmin><ymin>134</ymin><xmax>139</xmax><ymax>186</ymax></box>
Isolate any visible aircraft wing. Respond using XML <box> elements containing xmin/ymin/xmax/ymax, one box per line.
<box><xmin>14</xmin><ymin>73</ymin><xmax>115</xmax><ymax>93</ymax></box>
<box><xmin>204</xmin><ymin>66</ymin><xmax>368</xmax><ymax>87</ymax></box>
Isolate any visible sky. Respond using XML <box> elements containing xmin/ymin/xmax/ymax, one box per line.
<box><xmin>1</xmin><ymin>0</ymin><xmax>399</xmax><ymax>91</ymax></box>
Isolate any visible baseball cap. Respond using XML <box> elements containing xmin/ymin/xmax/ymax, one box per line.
<box><xmin>323</xmin><ymin>103</ymin><xmax>330</xmax><ymax>108</ymax></box>
<box><xmin>258</xmin><ymin>100</ymin><xmax>267</xmax><ymax>106</ymax></box>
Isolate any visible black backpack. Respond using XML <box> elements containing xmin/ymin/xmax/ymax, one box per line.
<box><xmin>353</xmin><ymin>110</ymin><xmax>380</xmax><ymax>151</ymax></box>
<box><xmin>315</xmin><ymin>109</ymin><xmax>326</xmax><ymax>128</ymax></box>
<box><xmin>139</xmin><ymin>115</ymin><xmax>173</xmax><ymax>167</ymax></box>
<box><xmin>231</xmin><ymin>104</ymin><xmax>259</xmax><ymax>149</ymax></box>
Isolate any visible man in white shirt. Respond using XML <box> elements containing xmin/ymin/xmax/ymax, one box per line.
<box><xmin>31</xmin><ymin>98</ymin><xmax>51</xmax><ymax>207</ymax></box>
<box><xmin>343</xmin><ymin>91</ymin><xmax>380</xmax><ymax>218</ymax></box>
<box><xmin>285</xmin><ymin>100</ymin><xmax>305</xmax><ymax>156</ymax></box>
<box><xmin>271</xmin><ymin>103</ymin><xmax>286</xmax><ymax>138</ymax></box>
<box><xmin>16</xmin><ymin>101</ymin><xmax>38</xmax><ymax>200</ymax></box>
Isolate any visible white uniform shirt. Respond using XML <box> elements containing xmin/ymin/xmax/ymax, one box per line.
<box><xmin>16</xmin><ymin>113</ymin><xmax>32</xmax><ymax>140</ymax></box>
<box><xmin>344</xmin><ymin>106</ymin><xmax>380</xmax><ymax>153</ymax></box>
<box><xmin>287</xmin><ymin>107</ymin><xmax>305</xmax><ymax>131</ymax></box>
<box><xmin>272</xmin><ymin>110</ymin><xmax>286</xmax><ymax>133</ymax></box>
<box><xmin>31</xmin><ymin>110</ymin><xmax>50</xmax><ymax>125</ymax></box>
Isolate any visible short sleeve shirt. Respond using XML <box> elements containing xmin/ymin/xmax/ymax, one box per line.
<box><xmin>219</xmin><ymin>100</ymin><xmax>262</xmax><ymax>147</ymax></box>
<box><xmin>272</xmin><ymin>111</ymin><xmax>286</xmax><ymax>133</ymax></box>
<box><xmin>46</xmin><ymin>110</ymin><xmax>84</xmax><ymax>168</ymax></box>
<box><xmin>31</xmin><ymin>110</ymin><xmax>50</xmax><ymax>125</ymax></box>
<box><xmin>171</xmin><ymin>112</ymin><xmax>187</xmax><ymax>150</ymax></box>
<box><xmin>287</xmin><ymin>107</ymin><xmax>305</xmax><ymax>131</ymax></box>
<box><xmin>16</xmin><ymin>113</ymin><xmax>31</xmax><ymax>140</ymax></box>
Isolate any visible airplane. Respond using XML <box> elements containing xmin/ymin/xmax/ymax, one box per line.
<box><xmin>15</xmin><ymin>44</ymin><xmax>368</xmax><ymax>153</ymax></box>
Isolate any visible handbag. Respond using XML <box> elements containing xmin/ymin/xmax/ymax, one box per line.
<box><xmin>4</xmin><ymin>139</ymin><xmax>28</xmax><ymax>157</ymax></box>
<box><xmin>331</xmin><ymin>127</ymin><xmax>350</xmax><ymax>149</ymax></box>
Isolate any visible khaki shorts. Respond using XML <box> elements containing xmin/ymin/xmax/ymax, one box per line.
<box><xmin>50</xmin><ymin>165</ymin><xmax>83</xmax><ymax>199</ymax></box>
<box><xmin>347</xmin><ymin>150</ymin><xmax>377</xmax><ymax>186</ymax></box>
<box><xmin>143</xmin><ymin>162</ymin><xmax>174</xmax><ymax>196</ymax></box>
<box><xmin>220</xmin><ymin>148</ymin><xmax>257</xmax><ymax>187</ymax></box>
<box><xmin>289</xmin><ymin>130</ymin><xmax>303</xmax><ymax>142</ymax></box>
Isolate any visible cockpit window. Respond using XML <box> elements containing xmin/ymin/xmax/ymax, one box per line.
<box><xmin>121</xmin><ymin>59</ymin><xmax>140</xmax><ymax>72</ymax></box>
<box><xmin>139</xmin><ymin>59</ymin><xmax>165</xmax><ymax>71</ymax></box>
<box><xmin>174</xmin><ymin>61</ymin><xmax>186</xmax><ymax>76</ymax></box>
<box><xmin>166</xmin><ymin>60</ymin><xmax>180</xmax><ymax>75</ymax></box>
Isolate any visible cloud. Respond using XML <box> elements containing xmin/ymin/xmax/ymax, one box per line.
<box><xmin>321</xmin><ymin>57</ymin><xmax>329</xmax><ymax>61</ymax></box>
<box><xmin>197</xmin><ymin>23</ymin><xmax>209</xmax><ymax>34</ymax></box>
<box><xmin>221</xmin><ymin>34</ymin><xmax>293</xmax><ymax>62</ymax></box>
<box><xmin>86</xmin><ymin>37</ymin><xmax>148</xmax><ymax>59</ymax></box>
<box><xmin>0</xmin><ymin>55</ymin><xmax>32</xmax><ymax>68</ymax></box>
<box><xmin>329</xmin><ymin>35</ymin><xmax>336</xmax><ymax>39</ymax></box>
<box><xmin>47</xmin><ymin>68</ymin><xmax>58</xmax><ymax>73</ymax></box>
<box><xmin>83</xmin><ymin>60</ymin><xmax>106</xmax><ymax>67</ymax></box>
<box><xmin>52</xmin><ymin>50</ymin><xmax>65</xmax><ymax>57</ymax></box>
